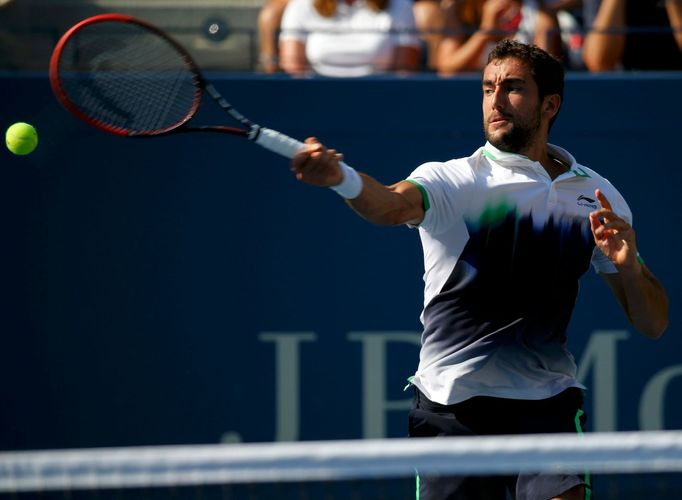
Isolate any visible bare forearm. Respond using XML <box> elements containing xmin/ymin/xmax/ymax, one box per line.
<box><xmin>346</xmin><ymin>176</ymin><xmax>424</xmax><ymax>226</ymax></box>
<box><xmin>291</xmin><ymin>140</ymin><xmax>424</xmax><ymax>226</ymax></box>
<box><xmin>591</xmin><ymin>189</ymin><xmax>668</xmax><ymax>339</ymax></box>
<box><xmin>437</xmin><ymin>32</ymin><xmax>494</xmax><ymax>74</ymax></box>
<box><xmin>279</xmin><ymin>40</ymin><xmax>310</xmax><ymax>74</ymax></box>
<box><xmin>583</xmin><ymin>0</ymin><xmax>626</xmax><ymax>71</ymax></box>
<box><xmin>533</xmin><ymin>8</ymin><xmax>562</xmax><ymax>58</ymax></box>
<box><xmin>617</xmin><ymin>264</ymin><xmax>669</xmax><ymax>339</ymax></box>
<box><xmin>666</xmin><ymin>1</ymin><xmax>682</xmax><ymax>51</ymax></box>
<box><xmin>258</xmin><ymin>0</ymin><xmax>288</xmax><ymax>72</ymax></box>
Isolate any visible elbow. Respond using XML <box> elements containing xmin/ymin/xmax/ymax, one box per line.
<box><xmin>582</xmin><ymin>36</ymin><xmax>625</xmax><ymax>72</ymax></box>
<box><xmin>434</xmin><ymin>40</ymin><xmax>471</xmax><ymax>76</ymax></box>
<box><xmin>649</xmin><ymin>295</ymin><xmax>670</xmax><ymax>340</ymax></box>
<box><xmin>583</xmin><ymin>52</ymin><xmax>617</xmax><ymax>73</ymax></box>
<box><xmin>434</xmin><ymin>50</ymin><xmax>473</xmax><ymax>75</ymax></box>
<box><xmin>351</xmin><ymin>201</ymin><xmax>423</xmax><ymax>227</ymax></box>
<box><xmin>360</xmin><ymin>209</ymin><xmax>418</xmax><ymax>227</ymax></box>
<box><xmin>633</xmin><ymin>305</ymin><xmax>669</xmax><ymax>340</ymax></box>
<box><xmin>641</xmin><ymin>317</ymin><xmax>669</xmax><ymax>340</ymax></box>
<box><xmin>280</xmin><ymin>60</ymin><xmax>310</xmax><ymax>76</ymax></box>
<box><xmin>614</xmin><ymin>268</ymin><xmax>669</xmax><ymax>340</ymax></box>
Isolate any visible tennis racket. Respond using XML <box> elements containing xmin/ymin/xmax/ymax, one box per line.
<box><xmin>49</xmin><ymin>13</ymin><xmax>305</xmax><ymax>158</ymax></box>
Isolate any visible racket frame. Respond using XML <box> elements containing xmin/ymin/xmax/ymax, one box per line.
<box><xmin>49</xmin><ymin>13</ymin><xmax>309</xmax><ymax>159</ymax></box>
<box><xmin>49</xmin><ymin>13</ymin><xmax>251</xmax><ymax>138</ymax></box>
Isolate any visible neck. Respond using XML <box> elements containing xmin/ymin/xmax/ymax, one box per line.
<box><xmin>536</xmin><ymin>148</ymin><xmax>568</xmax><ymax>180</ymax></box>
<box><xmin>518</xmin><ymin>137</ymin><xmax>566</xmax><ymax>180</ymax></box>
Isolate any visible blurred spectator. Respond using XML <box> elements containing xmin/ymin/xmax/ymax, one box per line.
<box><xmin>542</xmin><ymin>0</ymin><xmax>585</xmax><ymax>69</ymax></box>
<box><xmin>258</xmin><ymin>0</ymin><xmax>446</xmax><ymax>73</ymax></box>
<box><xmin>278</xmin><ymin>0</ymin><xmax>422</xmax><ymax>76</ymax></box>
<box><xmin>582</xmin><ymin>0</ymin><xmax>682</xmax><ymax>71</ymax></box>
<box><xmin>258</xmin><ymin>0</ymin><xmax>290</xmax><ymax>73</ymax></box>
<box><xmin>413</xmin><ymin>0</ymin><xmax>451</xmax><ymax>69</ymax></box>
<box><xmin>435</xmin><ymin>0</ymin><xmax>579</xmax><ymax>75</ymax></box>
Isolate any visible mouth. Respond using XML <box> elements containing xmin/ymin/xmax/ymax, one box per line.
<box><xmin>489</xmin><ymin>115</ymin><xmax>511</xmax><ymax>125</ymax></box>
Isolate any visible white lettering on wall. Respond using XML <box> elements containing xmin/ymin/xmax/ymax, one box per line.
<box><xmin>639</xmin><ymin>365</ymin><xmax>682</xmax><ymax>430</ymax></box>
<box><xmin>259</xmin><ymin>332</ymin><xmax>317</xmax><ymax>441</ymax></box>
<box><xmin>348</xmin><ymin>331</ymin><xmax>421</xmax><ymax>438</ymax></box>
<box><xmin>256</xmin><ymin>329</ymin><xmax>677</xmax><ymax>441</ymax></box>
<box><xmin>576</xmin><ymin>330</ymin><xmax>629</xmax><ymax>431</ymax></box>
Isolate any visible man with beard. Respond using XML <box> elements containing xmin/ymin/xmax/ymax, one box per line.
<box><xmin>290</xmin><ymin>39</ymin><xmax>668</xmax><ymax>500</ymax></box>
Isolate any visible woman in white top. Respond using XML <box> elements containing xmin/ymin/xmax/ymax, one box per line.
<box><xmin>279</xmin><ymin>0</ymin><xmax>422</xmax><ymax>77</ymax></box>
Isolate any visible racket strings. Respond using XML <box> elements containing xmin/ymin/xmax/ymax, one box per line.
<box><xmin>56</xmin><ymin>21</ymin><xmax>200</xmax><ymax>134</ymax></box>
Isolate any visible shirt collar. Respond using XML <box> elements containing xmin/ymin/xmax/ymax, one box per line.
<box><xmin>481</xmin><ymin>142</ymin><xmax>590</xmax><ymax>178</ymax></box>
<box><xmin>482</xmin><ymin>142</ymin><xmax>531</xmax><ymax>164</ymax></box>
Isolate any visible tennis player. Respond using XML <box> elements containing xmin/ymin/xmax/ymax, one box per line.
<box><xmin>290</xmin><ymin>39</ymin><xmax>668</xmax><ymax>500</ymax></box>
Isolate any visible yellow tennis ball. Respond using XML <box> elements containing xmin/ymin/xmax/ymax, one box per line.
<box><xmin>5</xmin><ymin>122</ymin><xmax>38</xmax><ymax>155</ymax></box>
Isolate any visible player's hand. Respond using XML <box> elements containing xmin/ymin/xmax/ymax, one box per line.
<box><xmin>291</xmin><ymin>137</ymin><xmax>344</xmax><ymax>187</ymax></box>
<box><xmin>589</xmin><ymin>189</ymin><xmax>639</xmax><ymax>270</ymax></box>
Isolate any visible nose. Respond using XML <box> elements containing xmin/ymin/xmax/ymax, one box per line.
<box><xmin>490</xmin><ymin>87</ymin><xmax>505</xmax><ymax>111</ymax></box>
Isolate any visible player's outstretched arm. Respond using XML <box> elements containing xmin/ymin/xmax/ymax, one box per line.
<box><xmin>590</xmin><ymin>189</ymin><xmax>669</xmax><ymax>339</ymax></box>
<box><xmin>291</xmin><ymin>138</ymin><xmax>425</xmax><ymax>226</ymax></box>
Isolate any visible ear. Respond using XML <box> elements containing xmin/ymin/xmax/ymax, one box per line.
<box><xmin>542</xmin><ymin>94</ymin><xmax>561</xmax><ymax>121</ymax></box>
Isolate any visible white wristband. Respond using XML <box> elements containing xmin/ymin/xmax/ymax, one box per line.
<box><xmin>330</xmin><ymin>162</ymin><xmax>363</xmax><ymax>199</ymax></box>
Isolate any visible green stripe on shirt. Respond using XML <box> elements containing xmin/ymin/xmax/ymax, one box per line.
<box><xmin>405</xmin><ymin>179</ymin><xmax>430</xmax><ymax>212</ymax></box>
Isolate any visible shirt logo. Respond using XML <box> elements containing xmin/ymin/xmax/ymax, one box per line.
<box><xmin>577</xmin><ymin>195</ymin><xmax>598</xmax><ymax>209</ymax></box>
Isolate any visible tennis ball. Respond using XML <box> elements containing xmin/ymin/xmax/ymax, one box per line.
<box><xmin>5</xmin><ymin>122</ymin><xmax>38</xmax><ymax>155</ymax></box>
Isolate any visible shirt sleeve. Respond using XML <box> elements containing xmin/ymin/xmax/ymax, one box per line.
<box><xmin>407</xmin><ymin>160</ymin><xmax>475</xmax><ymax>235</ymax></box>
<box><xmin>280</xmin><ymin>0</ymin><xmax>309</xmax><ymax>42</ymax></box>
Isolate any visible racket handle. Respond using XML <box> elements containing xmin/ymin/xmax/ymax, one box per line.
<box><xmin>253</xmin><ymin>127</ymin><xmax>305</xmax><ymax>159</ymax></box>
<box><xmin>254</xmin><ymin>126</ymin><xmax>362</xmax><ymax>198</ymax></box>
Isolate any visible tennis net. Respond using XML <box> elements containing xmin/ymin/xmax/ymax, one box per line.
<box><xmin>2</xmin><ymin>431</ymin><xmax>682</xmax><ymax>499</ymax></box>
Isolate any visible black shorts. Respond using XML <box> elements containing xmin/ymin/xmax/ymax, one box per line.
<box><xmin>408</xmin><ymin>387</ymin><xmax>590</xmax><ymax>500</ymax></box>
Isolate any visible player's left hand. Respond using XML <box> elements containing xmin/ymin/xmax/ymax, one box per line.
<box><xmin>589</xmin><ymin>188</ymin><xmax>639</xmax><ymax>270</ymax></box>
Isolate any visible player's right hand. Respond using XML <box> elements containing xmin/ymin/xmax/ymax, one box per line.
<box><xmin>291</xmin><ymin>137</ymin><xmax>345</xmax><ymax>187</ymax></box>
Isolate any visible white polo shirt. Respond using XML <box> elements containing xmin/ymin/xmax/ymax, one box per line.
<box><xmin>407</xmin><ymin>142</ymin><xmax>631</xmax><ymax>405</ymax></box>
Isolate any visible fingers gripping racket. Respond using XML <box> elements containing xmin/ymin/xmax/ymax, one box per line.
<box><xmin>49</xmin><ymin>13</ymin><xmax>304</xmax><ymax>158</ymax></box>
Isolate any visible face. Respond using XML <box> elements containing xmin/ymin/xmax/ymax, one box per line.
<box><xmin>482</xmin><ymin>57</ymin><xmax>543</xmax><ymax>154</ymax></box>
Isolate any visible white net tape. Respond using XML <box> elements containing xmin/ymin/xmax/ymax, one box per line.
<box><xmin>2</xmin><ymin>431</ymin><xmax>682</xmax><ymax>492</ymax></box>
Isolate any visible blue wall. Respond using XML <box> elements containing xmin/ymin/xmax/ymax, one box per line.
<box><xmin>1</xmin><ymin>73</ymin><xmax>681</xmax><ymax>453</ymax></box>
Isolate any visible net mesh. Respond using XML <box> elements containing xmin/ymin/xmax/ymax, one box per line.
<box><xmin>1</xmin><ymin>432</ymin><xmax>682</xmax><ymax>499</ymax></box>
<box><xmin>54</xmin><ymin>19</ymin><xmax>201</xmax><ymax>135</ymax></box>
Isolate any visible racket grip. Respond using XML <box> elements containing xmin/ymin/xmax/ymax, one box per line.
<box><xmin>253</xmin><ymin>127</ymin><xmax>305</xmax><ymax>159</ymax></box>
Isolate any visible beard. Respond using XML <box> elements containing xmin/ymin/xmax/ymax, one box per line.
<box><xmin>484</xmin><ymin>107</ymin><xmax>541</xmax><ymax>154</ymax></box>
